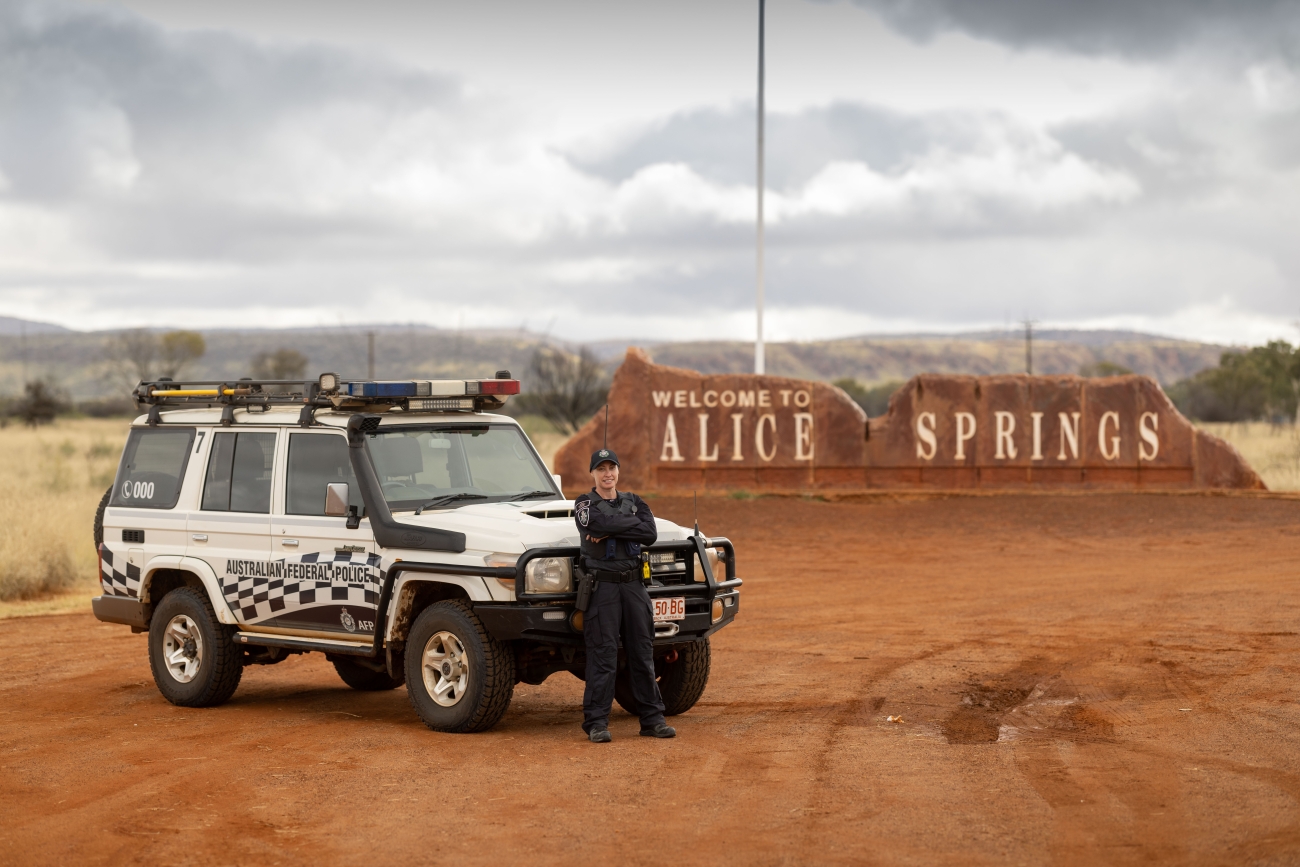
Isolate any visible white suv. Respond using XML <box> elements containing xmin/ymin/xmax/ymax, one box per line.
<box><xmin>92</xmin><ymin>373</ymin><xmax>741</xmax><ymax>732</ymax></box>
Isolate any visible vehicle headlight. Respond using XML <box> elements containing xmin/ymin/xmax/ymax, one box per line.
<box><xmin>525</xmin><ymin>557</ymin><xmax>573</xmax><ymax>593</ymax></box>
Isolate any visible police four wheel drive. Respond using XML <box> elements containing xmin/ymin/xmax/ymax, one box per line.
<box><xmin>91</xmin><ymin>372</ymin><xmax>741</xmax><ymax>733</ymax></box>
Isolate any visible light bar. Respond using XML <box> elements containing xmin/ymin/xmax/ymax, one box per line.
<box><xmin>344</xmin><ymin>379</ymin><xmax>517</xmax><ymax>399</ymax></box>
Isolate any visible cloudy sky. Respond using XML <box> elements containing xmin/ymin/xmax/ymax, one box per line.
<box><xmin>1</xmin><ymin>0</ymin><xmax>1298</xmax><ymax>345</ymax></box>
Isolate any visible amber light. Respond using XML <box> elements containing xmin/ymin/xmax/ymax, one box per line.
<box><xmin>570</xmin><ymin>610</ymin><xmax>584</xmax><ymax>632</ymax></box>
<box><xmin>711</xmin><ymin>599</ymin><xmax>723</xmax><ymax>624</ymax></box>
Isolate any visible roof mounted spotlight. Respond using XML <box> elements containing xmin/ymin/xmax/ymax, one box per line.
<box><xmin>318</xmin><ymin>372</ymin><xmax>339</xmax><ymax>393</ymax></box>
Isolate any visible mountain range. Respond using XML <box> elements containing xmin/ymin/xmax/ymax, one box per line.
<box><xmin>0</xmin><ymin>317</ymin><xmax>1230</xmax><ymax>401</ymax></box>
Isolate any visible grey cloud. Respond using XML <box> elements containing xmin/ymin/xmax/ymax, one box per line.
<box><xmin>574</xmin><ymin>102</ymin><xmax>984</xmax><ymax>191</ymax></box>
<box><xmin>0</xmin><ymin>0</ymin><xmax>460</xmax><ymax>206</ymax></box>
<box><xmin>839</xmin><ymin>0</ymin><xmax>1300</xmax><ymax>60</ymax></box>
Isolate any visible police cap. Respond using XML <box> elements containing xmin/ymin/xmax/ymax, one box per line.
<box><xmin>590</xmin><ymin>448</ymin><xmax>620</xmax><ymax>471</ymax></box>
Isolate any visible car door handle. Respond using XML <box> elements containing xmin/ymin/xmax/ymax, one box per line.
<box><xmin>281</xmin><ymin>539</ymin><xmax>299</xmax><ymax>547</ymax></box>
<box><xmin>191</xmin><ymin>534</ymin><xmax>208</xmax><ymax>542</ymax></box>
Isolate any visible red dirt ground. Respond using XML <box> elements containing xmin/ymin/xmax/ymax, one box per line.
<box><xmin>2</xmin><ymin>493</ymin><xmax>1300</xmax><ymax>866</ymax></box>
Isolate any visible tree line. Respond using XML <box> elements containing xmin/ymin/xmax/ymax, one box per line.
<box><xmin>1166</xmin><ymin>341</ymin><xmax>1300</xmax><ymax>423</ymax></box>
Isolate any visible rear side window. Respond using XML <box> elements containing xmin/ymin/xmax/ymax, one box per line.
<box><xmin>202</xmin><ymin>432</ymin><xmax>277</xmax><ymax>513</ymax></box>
<box><xmin>286</xmin><ymin>434</ymin><xmax>363</xmax><ymax>516</ymax></box>
<box><xmin>109</xmin><ymin>428</ymin><xmax>196</xmax><ymax>509</ymax></box>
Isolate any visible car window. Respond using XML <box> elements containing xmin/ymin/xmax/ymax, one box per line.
<box><xmin>286</xmin><ymin>433</ymin><xmax>363</xmax><ymax>516</ymax></box>
<box><xmin>367</xmin><ymin>425</ymin><xmax>557</xmax><ymax>511</ymax></box>
<box><xmin>202</xmin><ymin>431</ymin><xmax>276</xmax><ymax>513</ymax></box>
<box><xmin>109</xmin><ymin>427</ymin><xmax>196</xmax><ymax>509</ymax></box>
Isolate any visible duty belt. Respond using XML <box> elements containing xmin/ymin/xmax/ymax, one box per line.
<box><xmin>591</xmin><ymin>567</ymin><xmax>638</xmax><ymax>583</ymax></box>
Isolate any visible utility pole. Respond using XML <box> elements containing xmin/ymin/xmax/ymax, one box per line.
<box><xmin>20</xmin><ymin>320</ymin><xmax>27</xmax><ymax>383</ymax></box>
<box><xmin>1022</xmin><ymin>319</ymin><xmax>1038</xmax><ymax>375</ymax></box>
<box><xmin>755</xmin><ymin>0</ymin><xmax>766</xmax><ymax>375</ymax></box>
<box><xmin>367</xmin><ymin>331</ymin><xmax>375</xmax><ymax>379</ymax></box>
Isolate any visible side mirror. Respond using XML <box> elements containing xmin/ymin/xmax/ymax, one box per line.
<box><xmin>325</xmin><ymin>483</ymin><xmax>349</xmax><ymax>517</ymax></box>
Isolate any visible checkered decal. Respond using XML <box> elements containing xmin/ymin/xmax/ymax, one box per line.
<box><xmin>99</xmin><ymin>544</ymin><xmax>141</xmax><ymax>598</ymax></box>
<box><xmin>219</xmin><ymin>551</ymin><xmax>382</xmax><ymax>623</ymax></box>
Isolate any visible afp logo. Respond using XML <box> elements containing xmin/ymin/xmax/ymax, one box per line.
<box><xmin>340</xmin><ymin>608</ymin><xmax>374</xmax><ymax>633</ymax></box>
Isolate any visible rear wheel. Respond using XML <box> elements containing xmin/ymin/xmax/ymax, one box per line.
<box><xmin>404</xmin><ymin>600</ymin><xmax>514</xmax><ymax>733</ymax></box>
<box><xmin>615</xmin><ymin>639</ymin><xmax>711</xmax><ymax>717</ymax></box>
<box><xmin>333</xmin><ymin>658</ymin><xmax>403</xmax><ymax>691</ymax></box>
<box><xmin>93</xmin><ymin>485</ymin><xmax>111</xmax><ymax>549</ymax></box>
<box><xmin>148</xmin><ymin>587</ymin><xmax>242</xmax><ymax>707</ymax></box>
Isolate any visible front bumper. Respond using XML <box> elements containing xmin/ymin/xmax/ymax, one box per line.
<box><xmin>476</xmin><ymin>587</ymin><xmax>740</xmax><ymax>645</ymax></box>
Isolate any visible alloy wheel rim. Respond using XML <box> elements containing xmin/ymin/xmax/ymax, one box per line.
<box><xmin>422</xmin><ymin>631</ymin><xmax>469</xmax><ymax>707</ymax></box>
<box><xmin>162</xmin><ymin>614</ymin><xmax>203</xmax><ymax>683</ymax></box>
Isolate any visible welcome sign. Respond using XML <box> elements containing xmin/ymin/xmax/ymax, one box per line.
<box><xmin>553</xmin><ymin>349</ymin><xmax>1263</xmax><ymax>493</ymax></box>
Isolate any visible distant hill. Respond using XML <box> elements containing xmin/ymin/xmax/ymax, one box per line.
<box><xmin>0</xmin><ymin>316</ymin><xmax>71</xmax><ymax>336</ymax></box>
<box><xmin>634</xmin><ymin>331</ymin><xmax>1227</xmax><ymax>386</ymax></box>
<box><xmin>0</xmin><ymin>318</ymin><xmax>1228</xmax><ymax>400</ymax></box>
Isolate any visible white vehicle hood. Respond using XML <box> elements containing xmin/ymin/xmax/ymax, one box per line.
<box><xmin>385</xmin><ymin>498</ymin><xmax>691</xmax><ymax>556</ymax></box>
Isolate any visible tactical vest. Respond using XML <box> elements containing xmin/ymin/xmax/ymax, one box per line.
<box><xmin>578</xmin><ymin>492</ymin><xmax>643</xmax><ymax>569</ymax></box>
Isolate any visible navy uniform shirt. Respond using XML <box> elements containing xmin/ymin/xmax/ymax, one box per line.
<box><xmin>574</xmin><ymin>489</ymin><xmax>658</xmax><ymax>571</ymax></box>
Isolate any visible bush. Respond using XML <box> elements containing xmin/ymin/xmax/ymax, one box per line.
<box><xmin>1168</xmin><ymin>342</ymin><xmax>1298</xmax><ymax>423</ymax></box>
<box><xmin>833</xmin><ymin>378</ymin><xmax>904</xmax><ymax>417</ymax></box>
<box><xmin>9</xmin><ymin>380</ymin><xmax>68</xmax><ymax>427</ymax></box>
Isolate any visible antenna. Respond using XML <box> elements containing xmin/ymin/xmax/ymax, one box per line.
<box><xmin>603</xmin><ymin>404</ymin><xmax>609</xmax><ymax>449</ymax></box>
<box><xmin>693</xmin><ymin>490</ymin><xmax>699</xmax><ymax>537</ymax></box>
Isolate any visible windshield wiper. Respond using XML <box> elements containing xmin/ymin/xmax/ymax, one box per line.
<box><xmin>414</xmin><ymin>493</ymin><xmax>488</xmax><ymax>515</ymax></box>
<box><xmin>504</xmin><ymin>491</ymin><xmax>558</xmax><ymax>502</ymax></box>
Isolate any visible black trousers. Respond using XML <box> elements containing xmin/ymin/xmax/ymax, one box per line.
<box><xmin>582</xmin><ymin>578</ymin><xmax>666</xmax><ymax>732</ymax></box>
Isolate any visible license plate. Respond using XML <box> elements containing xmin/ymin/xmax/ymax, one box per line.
<box><xmin>653</xmin><ymin>597</ymin><xmax>686</xmax><ymax>622</ymax></box>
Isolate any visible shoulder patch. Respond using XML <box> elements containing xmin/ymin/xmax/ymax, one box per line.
<box><xmin>575</xmin><ymin>498</ymin><xmax>590</xmax><ymax>527</ymax></box>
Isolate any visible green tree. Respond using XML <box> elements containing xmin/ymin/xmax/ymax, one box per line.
<box><xmin>516</xmin><ymin>346</ymin><xmax>609</xmax><ymax>435</ymax></box>
<box><xmin>251</xmin><ymin>348</ymin><xmax>309</xmax><ymax>381</ymax></box>
<box><xmin>158</xmin><ymin>330</ymin><xmax>206</xmax><ymax>379</ymax></box>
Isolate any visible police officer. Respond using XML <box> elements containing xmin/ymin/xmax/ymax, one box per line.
<box><xmin>575</xmin><ymin>448</ymin><xmax>676</xmax><ymax>743</ymax></box>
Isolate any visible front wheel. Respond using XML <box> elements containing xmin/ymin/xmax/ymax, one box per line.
<box><xmin>615</xmin><ymin>640</ymin><xmax>711</xmax><ymax>717</ymax></box>
<box><xmin>148</xmin><ymin>587</ymin><xmax>242</xmax><ymax>707</ymax></box>
<box><xmin>404</xmin><ymin>600</ymin><xmax>514</xmax><ymax>733</ymax></box>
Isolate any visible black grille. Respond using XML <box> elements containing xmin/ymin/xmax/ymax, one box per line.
<box><xmin>122</xmin><ymin>529</ymin><xmax>145</xmax><ymax>543</ymax></box>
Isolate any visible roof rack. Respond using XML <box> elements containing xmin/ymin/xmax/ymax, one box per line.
<box><xmin>133</xmin><ymin>371</ymin><xmax>520</xmax><ymax>414</ymax></box>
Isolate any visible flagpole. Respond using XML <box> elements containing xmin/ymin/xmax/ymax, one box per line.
<box><xmin>755</xmin><ymin>0</ymin><xmax>766</xmax><ymax>375</ymax></box>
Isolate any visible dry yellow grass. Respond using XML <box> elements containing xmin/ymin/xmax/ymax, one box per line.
<box><xmin>0</xmin><ymin>418</ymin><xmax>129</xmax><ymax>601</ymax></box>
<box><xmin>1198</xmin><ymin>422</ymin><xmax>1300</xmax><ymax>491</ymax></box>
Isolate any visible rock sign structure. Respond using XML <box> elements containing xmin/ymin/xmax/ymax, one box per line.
<box><xmin>553</xmin><ymin>348</ymin><xmax>1264</xmax><ymax>494</ymax></box>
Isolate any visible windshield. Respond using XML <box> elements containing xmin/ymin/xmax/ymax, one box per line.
<box><xmin>365</xmin><ymin>424</ymin><xmax>559</xmax><ymax>512</ymax></box>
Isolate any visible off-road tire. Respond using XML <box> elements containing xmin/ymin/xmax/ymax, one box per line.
<box><xmin>615</xmin><ymin>639</ymin><xmax>711</xmax><ymax>717</ymax></box>
<box><xmin>333</xmin><ymin>658</ymin><xmax>404</xmax><ymax>691</ymax></box>
<box><xmin>405</xmin><ymin>600</ymin><xmax>514</xmax><ymax>733</ymax></box>
<box><xmin>148</xmin><ymin>587</ymin><xmax>242</xmax><ymax>708</ymax></box>
<box><xmin>93</xmin><ymin>485</ymin><xmax>111</xmax><ymax>549</ymax></box>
